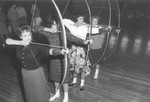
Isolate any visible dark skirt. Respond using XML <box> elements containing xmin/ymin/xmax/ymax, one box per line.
<box><xmin>22</xmin><ymin>67</ymin><xmax>50</xmax><ymax>102</ymax></box>
<box><xmin>89</xmin><ymin>48</ymin><xmax>103</xmax><ymax>67</ymax></box>
<box><xmin>49</xmin><ymin>57</ymin><xmax>70</xmax><ymax>84</ymax></box>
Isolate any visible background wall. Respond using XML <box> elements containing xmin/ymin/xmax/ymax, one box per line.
<box><xmin>0</xmin><ymin>0</ymin><xmax>149</xmax><ymax>28</ymax></box>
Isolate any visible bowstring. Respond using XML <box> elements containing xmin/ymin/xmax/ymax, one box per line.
<box><xmin>30</xmin><ymin>0</ymin><xmax>37</xmax><ymax>29</ymax></box>
<box><xmin>92</xmin><ymin>0</ymin><xmax>112</xmax><ymax>67</ymax></box>
<box><xmin>103</xmin><ymin>0</ymin><xmax>121</xmax><ymax>61</ymax></box>
<box><xmin>51</xmin><ymin>0</ymin><xmax>68</xmax><ymax>94</ymax></box>
<box><xmin>29</xmin><ymin>0</ymin><xmax>52</xmax><ymax>94</ymax></box>
<box><xmin>98</xmin><ymin>0</ymin><xmax>106</xmax><ymax>16</ymax></box>
<box><xmin>89</xmin><ymin>0</ymin><xmax>106</xmax><ymax>66</ymax></box>
<box><xmin>62</xmin><ymin>0</ymin><xmax>71</xmax><ymax>17</ymax></box>
<box><xmin>84</xmin><ymin>0</ymin><xmax>92</xmax><ymax>18</ymax></box>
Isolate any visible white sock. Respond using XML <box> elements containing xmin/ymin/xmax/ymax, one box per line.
<box><xmin>55</xmin><ymin>89</ymin><xmax>60</xmax><ymax>95</ymax></box>
<box><xmin>94</xmin><ymin>69</ymin><xmax>99</xmax><ymax>79</ymax></box>
<box><xmin>80</xmin><ymin>79</ymin><xmax>85</xmax><ymax>86</ymax></box>
<box><xmin>72</xmin><ymin>78</ymin><xmax>77</xmax><ymax>83</ymax></box>
<box><xmin>49</xmin><ymin>89</ymin><xmax>60</xmax><ymax>101</ymax></box>
<box><xmin>64</xmin><ymin>92</ymin><xmax>69</xmax><ymax>100</ymax></box>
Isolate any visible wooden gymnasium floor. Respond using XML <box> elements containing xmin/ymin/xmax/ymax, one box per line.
<box><xmin>0</xmin><ymin>26</ymin><xmax>150</xmax><ymax>102</ymax></box>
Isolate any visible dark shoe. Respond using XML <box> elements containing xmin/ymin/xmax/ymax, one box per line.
<box><xmin>69</xmin><ymin>83</ymin><xmax>76</xmax><ymax>87</ymax></box>
<box><xmin>80</xmin><ymin>86</ymin><xmax>84</xmax><ymax>91</ymax></box>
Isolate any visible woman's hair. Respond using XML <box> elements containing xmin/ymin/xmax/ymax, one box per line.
<box><xmin>46</xmin><ymin>13</ymin><xmax>59</xmax><ymax>27</ymax></box>
<box><xmin>17</xmin><ymin>25</ymin><xmax>31</xmax><ymax>37</ymax></box>
<box><xmin>92</xmin><ymin>15</ymin><xmax>100</xmax><ymax>21</ymax></box>
<box><xmin>76</xmin><ymin>13</ymin><xmax>84</xmax><ymax>19</ymax></box>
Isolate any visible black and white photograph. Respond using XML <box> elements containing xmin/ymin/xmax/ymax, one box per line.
<box><xmin>0</xmin><ymin>0</ymin><xmax>150</xmax><ymax>102</ymax></box>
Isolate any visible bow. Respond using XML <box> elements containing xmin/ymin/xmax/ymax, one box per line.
<box><xmin>84</xmin><ymin>0</ymin><xmax>92</xmax><ymax>67</ymax></box>
<box><xmin>84</xmin><ymin>0</ymin><xmax>92</xmax><ymax>17</ymax></box>
<box><xmin>62</xmin><ymin>0</ymin><xmax>71</xmax><ymax>17</ymax></box>
<box><xmin>103</xmin><ymin>0</ymin><xmax>121</xmax><ymax>61</ymax></box>
<box><xmin>51</xmin><ymin>0</ymin><xmax>68</xmax><ymax>93</ymax></box>
<box><xmin>29</xmin><ymin>0</ymin><xmax>51</xmax><ymax>92</ymax></box>
<box><xmin>92</xmin><ymin>0</ymin><xmax>112</xmax><ymax>67</ymax></box>
<box><xmin>98</xmin><ymin>0</ymin><xmax>106</xmax><ymax>16</ymax></box>
<box><xmin>30</xmin><ymin>0</ymin><xmax>37</xmax><ymax>29</ymax></box>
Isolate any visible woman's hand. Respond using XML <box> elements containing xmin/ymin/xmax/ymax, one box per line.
<box><xmin>84</xmin><ymin>39</ymin><xmax>93</xmax><ymax>45</ymax></box>
<box><xmin>61</xmin><ymin>48</ymin><xmax>69</xmax><ymax>55</ymax></box>
<box><xmin>116</xmin><ymin>28</ymin><xmax>121</xmax><ymax>33</ymax></box>
<box><xmin>6</xmin><ymin>38</ymin><xmax>29</xmax><ymax>46</ymax></box>
<box><xmin>106</xmin><ymin>26</ymin><xmax>112</xmax><ymax>32</ymax></box>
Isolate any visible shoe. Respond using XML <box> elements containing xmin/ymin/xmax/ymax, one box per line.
<box><xmin>63</xmin><ymin>98</ymin><xmax>69</xmax><ymax>102</ymax></box>
<box><xmin>49</xmin><ymin>92</ymin><xmax>60</xmax><ymax>101</ymax></box>
<box><xmin>69</xmin><ymin>83</ymin><xmax>76</xmax><ymax>87</ymax></box>
<box><xmin>80</xmin><ymin>86</ymin><xmax>84</xmax><ymax>91</ymax></box>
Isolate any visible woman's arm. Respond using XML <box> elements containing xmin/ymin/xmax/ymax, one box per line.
<box><xmin>66</xmin><ymin>32</ymin><xmax>92</xmax><ymax>47</ymax></box>
<box><xmin>49</xmin><ymin>48</ymin><xmax>68</xmax><ymax>55</ymax></box>
<box><xmin>62</xmin><ymin>19</ymin><xmax>75</xmax><ymax>32</ymax></box>
<box><xmin>66</xmin><ymin>32</ymin><xmax>85</xmax><ymax>45</ymax></box>
<box><xmin>6</xmin><ymin>38</ymin><xmax>29</xmax><ymax>46</ymax></box>
<box><xmin>6</xmin><ymin>38</ymin><xmax>22</xmax><ymax>45</ymax></box>
<box><xmin>111</xmin><ymin>27</ymin><xmax>121</xmax><ymax>33</ymax></box>
<box><xmin>39</xmin><ymin>46</ymin><xmax>68</xmax><ymax>56</ymax></box>
<box><xmin>33</xmin><ymin>25</ymin><xmax>53</xmax><ymax>38</ymax></box>
<box><xmin>98</xmin><ymin>25</ymin><xmax>121</xmax><ymax>34</ymax></box>
<box><xmin>43</xmin><ymin>27</ymin><xmax>57</xmax><ymax>33</ymax></box>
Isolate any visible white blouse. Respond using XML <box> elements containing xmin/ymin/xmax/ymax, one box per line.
<box><xmin>63</xmin><ymin>19</ymin><xmax>88</xmax><ymax>40</ymax></box>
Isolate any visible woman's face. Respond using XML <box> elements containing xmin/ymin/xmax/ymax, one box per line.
<box><xmin>77</xmin><ymin>16</ymin><xmax>84</xmax><ymax>23</ymax></box>
<box><xmin>51</xmin><ymin>21</ymin><xmax>58</xmax><ymax>30</ymax></box>
<box><xmin>20</xmin><ymin>31</ymin><xmax>32</xmax><ymax>42</ymax></box>
<box><xmin>92</xmin><ymin>18</ymin><xmax>99</xmax><ymax>26</ymax></box>
<box><xmin>72</xmin><ymin>45</ymin><xmax>77</xmax><ymax>50</ymax></box>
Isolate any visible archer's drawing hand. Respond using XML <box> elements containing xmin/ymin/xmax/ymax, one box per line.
<box><xmin>116</xmin><ymin>28</ymin><xmax>121</xmax><ymax>33</ymax></box>
<box><xmin>61</xmin><ymin>48</ymin><xmax>69</xmax><ymax>55</ymax></box>
<box><xmin>106</xmin><ymin>26</ymin><xmax>112</xmax><ymax>32</ymax></box>
<box><xmin>84</xmin><ymin>39</ymin><xmax>93</xmax><ymax>45</ymax></box>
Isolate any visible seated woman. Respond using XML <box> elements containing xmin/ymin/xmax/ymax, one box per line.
<box><xmin>5</xmin><ymin>25</ymin><xmax>68</xmax><ymax>102</ymax></box>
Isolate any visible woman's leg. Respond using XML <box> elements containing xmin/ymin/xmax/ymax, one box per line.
<box><xmin>69</xmin><ymin>73</ymin><xmax>77</xmax><ymax>87</ymax></box>
<box><xmin>54</xmin><ymin>82</ymin><xmax>60</xmax><ymax>91</ymax></box>
<box><xmin>94</xmin><ymin>64</ymin><xmax>100</xmax><ymax>79</ymax></box>
<box><xmin>80</xmin><ymin>72</ymin><xmax>85</xmax><ymax>91</ymax></box>
<box><xmin>49</xmin><ymin>82</ymin><xmax>60</xmax><ymax>101</ymax></box>
<box><xmin>63</xmin><ymin>84</ymin><xmax>69</xmax><ymax>102</ymax></box>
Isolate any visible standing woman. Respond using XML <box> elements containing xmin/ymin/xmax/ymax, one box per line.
<box><xmin>63</xmin><ymin>13</ymin><xmax>91</xmax><ymax>91</ymax></box>
<box><xmin>33</xmin><ymin>13</ymin><xmax>91</xmax><ymax>102</ymax></box>
<box><xmin>34</xmin><ymin>14</ymin><xmax>70</xmax><ymax>102</ymax></box>
<box><xmin>5</xmin><ymin>25</ymin><xmax>68</xmax><ymax>102</ymax></box>
<box><xmin>89</xmin><ymin>15</ymin><xmax>120</xmax><ymax>79</ymax></box>
<box><xmin>0</xmin><ymin>5</ymin><xmax>8</xmax><ymax>41</ymax></box>
<box><xmin>89</xmin><ymin>15</ymin><xmax>107</xmax><ymax>79</ymax></box>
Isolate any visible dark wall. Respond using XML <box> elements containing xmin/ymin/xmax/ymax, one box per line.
<box><xmin>0</xmin><ymin>0</ymin><xmax>149</xmax><ymax>28</ymax></box>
